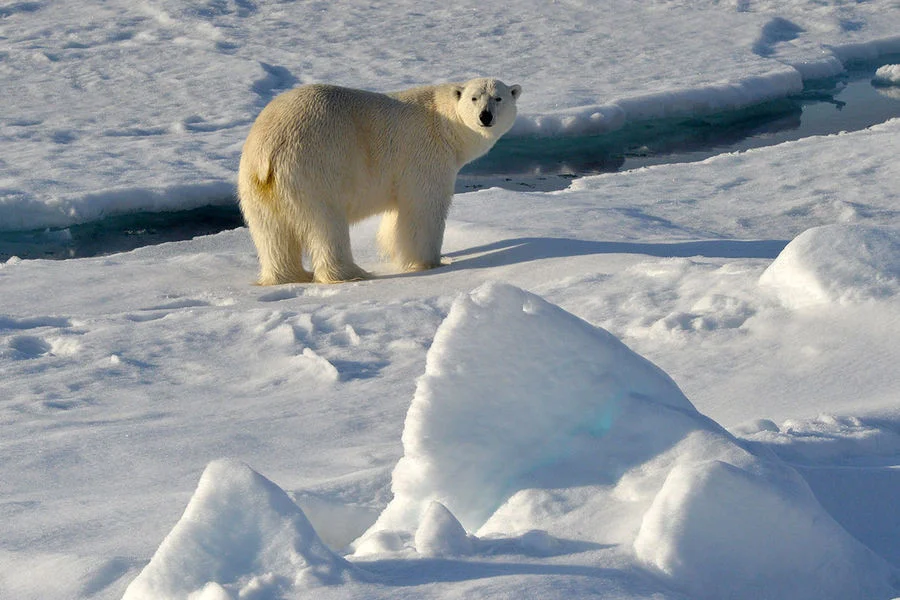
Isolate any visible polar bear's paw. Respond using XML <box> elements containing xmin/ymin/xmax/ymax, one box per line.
<box><xmin>313</xmin><ymin>263</ymin><xmax>371</xmax><ymax>284</ymax></box>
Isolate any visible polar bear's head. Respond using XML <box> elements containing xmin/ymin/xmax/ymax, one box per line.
<box><xmin>454</xmin><ymin>78</ymin><xmax>522</xmax><ymax>138</ymax></box>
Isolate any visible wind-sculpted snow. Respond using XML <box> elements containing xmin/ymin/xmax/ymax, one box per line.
<box><xmin>350</xmin><ymin>283</ymin><xmax>894</xmax><ymax>599</ymax></box>
<box><xmin>119</xmin><ymin>283</ymin><xmax>897</xmax><ymax>599</ymax></box>
<box><xmin>760</xmin><ymin>224</ymin><xmax>900</xmax><ymax>308</ymax></box>
<box><xmin>4</xmin><ymin>112</ymin><xmax>900</xmax><ymax>598</ymax></box>
<box><xmin>122</xmin><ymin>460</ymin><xmax>357</xmax><ymax>600</ymax></box>
<box><xmin>4</xmin><ymin>5</ymin><xmax>900</xmax><ymax>592</ymax></box>
<box><xmin>358</xmin><ymin>282</ymin><xmax>702</xmax><ymax>539</ymax></box>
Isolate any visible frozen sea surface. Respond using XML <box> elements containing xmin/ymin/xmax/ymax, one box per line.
<box><xmin>3</xmin><ymin>2</ymin><xmax>900</xmax><ymax>600</ymax></box>
<box><xmin>2</xmin><ymin>0</ymin><xmax>900</xmax><ymax>232</ymax></box>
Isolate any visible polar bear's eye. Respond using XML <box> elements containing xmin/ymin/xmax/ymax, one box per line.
<box><xmin>495</xmin><ymin>97</ymin><xmax>502</xmax><ymax>102</ymax></box>
<box><xmin>471</xmin><ymin>97</ymin><xmax>477</xmax><ymax>102</ymax></box>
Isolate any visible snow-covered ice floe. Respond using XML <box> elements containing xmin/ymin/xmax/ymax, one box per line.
<box><xmin>3</xmin><ymin>1</ymin><xmax>900</xmax><ymax>231</ymax></box>
<box><xmin>124</xmin><ymin>283</ymin><xmax>896</xmax><ymax>600</ymax></box>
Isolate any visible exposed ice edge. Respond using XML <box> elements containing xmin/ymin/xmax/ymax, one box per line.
<box><xmin>124</xmin><ymin>276</ymin><xmax>899</xmax><ymax>600</ymax></box>
<box><xmin>511</xmin><ymin>34</ymin><xmax>900</xmax><ymax>137</ymax></box>
<box><xmin>5</xmin><ymin>37</ymin><xmax>900</xmax><ymax>235</ymax></box>
<box><xmin>0</xmin><ymin>181</ymin><xmax>238</xmax><ymax>233</ymax></box>
<box><xmin>509</xmin><ymin>69</ymin><xmax>803</xmax><ymax>137</ymax></box>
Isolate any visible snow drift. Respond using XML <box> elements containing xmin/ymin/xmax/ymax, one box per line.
<box><xmin>124</xmin><ymin>283</ymin><xmax>896</xmax><ymax>599</ymax></box>
<box><xmin>121</xmin><ymin>459</ymin><xmax>356</xmax><ymax>600</ymax></box>
<box><xmin>760</xmin><ymin>224</ymin><xmax>900</xmax><ymax>308</ymax></box>
<box><xmin>356</xmin><ymin>281</ymin><xmax>706</xmax><ymax>539</ymax></box>
<box><xmin>355</xmin><ymin>282</ymin><xmax>895</xmax><ymax>599</ymax></box>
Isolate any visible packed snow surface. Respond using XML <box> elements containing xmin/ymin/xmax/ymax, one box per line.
<box><xmin>356</xmin><ymin>282</ymin><xmax>894</xmax><ymax>600</ymax></box>
<box><xmin>5</xmin><ymin>122</ymin><xmax>900</xmax><ymax>596</ymax></box>
<box><xmin>4</xmin><ymin>1</ymin><xmax>900</xmax><ymax>600</ymax></box>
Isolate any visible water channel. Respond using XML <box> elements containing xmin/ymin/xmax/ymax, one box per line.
<box><xmin>3</xmin><ymin>61</ymin><xmax>899</xmax><ymax>261</ymax></box>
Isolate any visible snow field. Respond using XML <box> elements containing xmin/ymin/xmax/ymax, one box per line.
<box><xmin>4</xmin><ymin>1</ymin><xmax>900</xmax><ymax>598</ymax></box>
<box><xmin>123</xmin><ymin>281</ymin><xmax>898</xmax><ymax>599</ymax></box>
<box><xmin>4</xmin><ymin>113</ymin><xmax>900</xmax><ymax>597</ymax></box>
<box><xmin>759</xmin><ymin>224</ymin><xmax>900</xmax><ymax>308</ymax></box>
<box><xmin>3</xmin><ymin>0</ymin><xmax>900</xmax><ymax>231</ymax></box>
<box><xmin>122</xmin><ymin>460</ymin><xmax>357</xmax><ymax>600</ymax></box>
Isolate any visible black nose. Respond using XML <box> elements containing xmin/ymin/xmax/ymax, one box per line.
<box><xmin>479</xmin><ymin>110</ymin><xmax>493</xmax><ymax>127</ymax></box>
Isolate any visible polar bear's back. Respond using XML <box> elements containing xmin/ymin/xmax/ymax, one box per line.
<box><xmin>243</xmin><ymin>85</ymin><xmax>430</xmax><ymax>181</ymax></box>
<box><xmin>256</xmin><ymin>84</ymin><xmax>409</xmax><ymax>138</ymax></box>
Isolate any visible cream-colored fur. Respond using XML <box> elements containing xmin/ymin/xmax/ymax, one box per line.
<box><xmin>238</xmin><ymin>78</ymin><xmax>521</xmax><ymax>284</ymax></box>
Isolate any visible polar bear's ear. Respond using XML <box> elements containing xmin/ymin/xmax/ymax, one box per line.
<box><xmin>454</xmin><ymin>87</ymin><xmax>463</xmax><ymax>100</ymax></box>
<box><xmin>510</xmin><ymin>85</ymin><xmax>522</xmax><ymax>99</ymax></box>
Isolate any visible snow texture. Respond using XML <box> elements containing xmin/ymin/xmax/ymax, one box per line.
<box><xmin>4</xmin><ymin>1</ymin><xmax>900</xmax><ymax>599</ymax></box>
<box><xmin>632</xmin><ymin>440</ymin><xmax>893</xmax><ymax>599</ymax></box>
<box><xmin>361</xmin><ymin>282</ymin><xmax>699</xmax><ymax>537</ymax></box>
<box><xmin>354</xmin><ymin>282</ymin><xmax>895</xmax><ymax>600</ymax></box>
<box><xmin>413</xmin><ymin>501</ymin><xmax>474</xmax><ymax>558</ymax></box>
<box><xmin>760</xmin><ymin>224</ymin><xmax>900</xmax><ymax>308</ymax></box>
<box><xmin>122</xmin><ymin>460</ymin><xmax>355</xmax><ymax>599</ymax></box>
<box><xmin>2</xmin><ymin>0</ymin><xmax>900</xmax><ymax>231</ymax></box>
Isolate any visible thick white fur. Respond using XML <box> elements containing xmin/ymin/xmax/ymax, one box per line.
<box><xmin>238</xmin><ymin>78</ymin><xmax>521</xmax><ymax>284</ymax></box>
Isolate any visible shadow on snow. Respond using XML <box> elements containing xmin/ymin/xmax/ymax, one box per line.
<box><xmin>442</xmin><ymin>237</ymin><xmax>789</xmax><ymax>271</ymax></box>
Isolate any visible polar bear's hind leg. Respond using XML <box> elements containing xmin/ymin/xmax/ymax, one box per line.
<box><xmin>243</xmin><ymin>206</ymin><xmax>313</xmax><ymax>286</ymax></box>
<box><xmin>305</xmin><ymin>206</ymin><xmax>371</xmax><ymax>284</ymax></box>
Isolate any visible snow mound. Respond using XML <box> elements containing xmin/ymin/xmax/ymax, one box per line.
<box><xmin>760</xmin><ymin>224</ymin><xmax>900</xmax><ymax>308</ymax></box>
<box><xmin>359</xmin><ymin>281</ymin><xmax>700</xmax><ymax>538</ymax></box>
<box><xmin>355</xmin><ymin>282</ymin><xmax>895</xmax><ymax>599</ymax></box>
<box><xmin>873</xmin><ymin>64</ymin><xmax>900</xmax><ymax>86</ymax></box>
<box><xmin>414</xmin><ymin>501</ymin><xmax>474</xmax><ymax>558</ymax></box>
<box><xmin>122</xmin><ymin>459</ymin><xmax>355</xmax><ymax>600</ymax></box>
<box><xmin>633</xmin><ymin>441</ymin><xmax>892</xmax><ymax>600</ymax></box>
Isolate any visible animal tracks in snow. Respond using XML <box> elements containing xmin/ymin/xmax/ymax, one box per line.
<box><xmin>139</xmin><ymin>298</ymin><xmax>211</xmax><ymax>311</ymax></box>
<box><xmin>6</xmin><ymin>335</ymin><xmax>52</xmax><ymax>360</ymax></box>
<box><xmin>251</xmin><ymin>62</ymin><xmax>299</xmax><ymax>106</ymax></box>
<box><xmin>113</xmin><ymin>291</ymin><xmax>409</xmax><ymax>386</ymax></box>
<box><xmin>0</xmin><ymin>316</ymin><xmax>73</xmax><ymax>330</ymax></box>
<box><xmin>1</xmin><ymin>315</ymin><xmax>82</xmax><ymax>361</ymax></box>
<box><xmin>126</xmin><ymin>293</ymin><xmax>236</xmax><ymax>321</ymax></box>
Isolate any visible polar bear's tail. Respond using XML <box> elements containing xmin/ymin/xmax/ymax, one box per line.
<box><xmin>238</xmin><ymin>149</ymin><xmax>314</xmax><ymax>285</ymax></box>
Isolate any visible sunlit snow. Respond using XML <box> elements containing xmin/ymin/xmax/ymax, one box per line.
<box><xmin>3</xmin><ymin>2</ymin><xmax>900</xmax><ymax>600</ymax></box>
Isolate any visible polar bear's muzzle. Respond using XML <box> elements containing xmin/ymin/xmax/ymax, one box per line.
<box><xmin>479</xmin><ymin>110</ymin><xmax>494</xmax><ymax>127</ymax></box>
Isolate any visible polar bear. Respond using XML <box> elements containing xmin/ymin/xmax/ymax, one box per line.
<box><xmin>238</xmin><ymin>78</ymin><xmax>522</xmax><ymax>284</ymax></box>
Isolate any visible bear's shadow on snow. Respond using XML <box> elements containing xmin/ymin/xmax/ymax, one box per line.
<box><xmin>440</xmin><ymin>237</ymin><xmax>789</xmax><ymax>271</ymax></box>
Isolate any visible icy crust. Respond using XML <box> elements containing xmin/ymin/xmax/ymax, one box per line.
<box><xmin>351</xmin><ymin>282</ymin><xmax>893</xmax><ymax>600</ymax></box>
<box><xmin>37</xmin><ymin>280</ymin><xmax>900</xmax><ymax>599</ymax></box>
<box><xmin>760</xmin><ymin>224</ymin><xmax>900</xmax><ymax>308</ymax></box>
<box><xmin>122</xmin><ymin>459</ymin><xmax>356</xmax><ymax>600</ymax></box>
